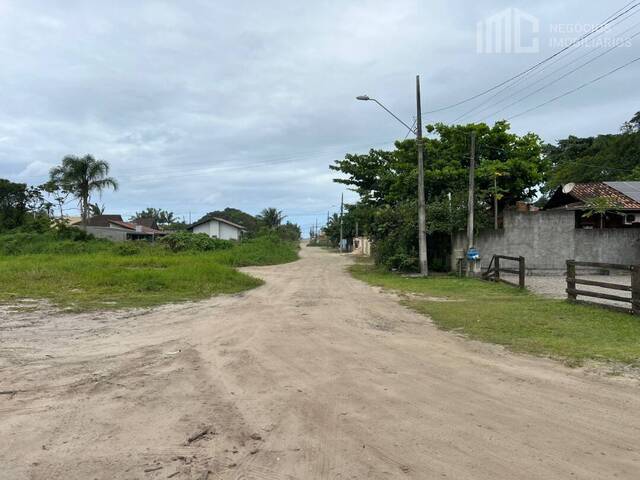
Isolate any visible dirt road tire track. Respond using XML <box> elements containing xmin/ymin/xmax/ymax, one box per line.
<box><xmin>1</xmin><ymin>244</ymin><xmax>639</xmax><ymax>479</ymax></box>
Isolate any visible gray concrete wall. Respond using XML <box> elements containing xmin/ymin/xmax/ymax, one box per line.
<box><xmin>84</xmin><ymin>226</ymin><xmax>129</xmax><ymax>242</ymax></box>
<box><xmin>452</xmin><ymin>209</ymin><xmax>640</xmax><ymax>274</ymax></box>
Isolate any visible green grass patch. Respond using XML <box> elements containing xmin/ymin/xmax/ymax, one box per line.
<box><xmin>0</xmin><ymin>236</ymin><xmax>298</xmax><ymax>311</ymax></box>
<box><xmin>350</xmin><ymin>264</ymin><xmax>640</xmax><ymax>366</ymax></box>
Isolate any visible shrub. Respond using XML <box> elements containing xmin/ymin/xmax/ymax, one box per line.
<box><xmin>115</xmin><ymin>242</ymin><xmax>141</xmax><ymax>256</ymax></box>
<box><xmin>0</xmin><ymin>229</ymin><xmax>111</xmax><ymax>255</ymax></box>
<box><xmin>160</xmin><ymin>231</ymin><xmax>234</xmax><ymax>252</ymax></box>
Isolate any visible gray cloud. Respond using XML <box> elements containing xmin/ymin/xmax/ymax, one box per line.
<box><xmin>0</xmin><ymin>0</ymin><xmax>638</xmax><ymax>230</ymax></box>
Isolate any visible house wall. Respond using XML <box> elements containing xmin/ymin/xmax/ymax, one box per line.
<box><xmin>192</xmin><ymin>220</ymin><xmax>219</xmax><ymax>237</ymax></box>
<box><xmin>452</xmin><ymin>209</ymin><xmax>640</xmax><ymax>274</ymax></box>
<box><xmin>84</xmin><ymin>226</ymin><xmax>129</xmax><ymax>242</ymax></box>
<box><xmin>192</xmin><ymin>220</ymin><xmax>240</xmax><ymax>240</ymax></box>
<box><xmin>219</xmin><ymin>222</ymin><xmax>240</xmax><ymax>240</ymax></box>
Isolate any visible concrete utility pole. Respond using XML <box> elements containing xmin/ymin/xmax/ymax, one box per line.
<box><xmin>467</xmin><ymin>131</ymin><xmax>477</xmax><ymax>249</ymax></box>
<box><xmin>494</xmin><ymin>173</ymin><xmax>499</xmax><ymax>230</ymax></box>
<box><xmin>339</xmin><ymin>193</ymin><xmax>344</xmax><ymax>253</ymax></box>
<box><xmin>415</xmin><ymin>75</ymin><xmax>428</xmax><ymax>276</ymax></box>
<box><xmin>356</xmin><ymin>77</ymin><xmax>429</xmax><ymax>275</ymax></box>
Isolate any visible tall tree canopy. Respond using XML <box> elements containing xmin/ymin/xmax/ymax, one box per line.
<box><xmin>49</xmin><ymin>155</ymin><xmax>118</xmax><ymax>226</ymax></box>
<box><xmin>197</xmin><ymin>208</ymin><xmax>259</xmax><ymax>233</ymax></box>
<box><xmin>332</xmin><ymin>121</ymin><xmax>545</xmax><ymax>209</ymax></box>
<box><xmin>544</xmin><ymin>111</ymin><xmax>640</xmax><ymax>191</ymax></box>
<box><xmin>132</xmin><ymin>207</ymin><xmax>177</xmax><ymax>226</ymax></box>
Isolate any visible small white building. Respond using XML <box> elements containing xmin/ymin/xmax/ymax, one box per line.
<box><xmin>187</xmin><ymin>216</ymin><xmax>245</xmax><ymax>240</ymax></box>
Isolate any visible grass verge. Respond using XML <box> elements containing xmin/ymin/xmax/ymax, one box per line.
<box><xmin>0</xmin><ymin>237</ymin><xmax>299</xmax><ymax>311</ymax></box>
<box><xmin>350</xmin><ymin>263</ymin><xmax>640</xmax><ymax>366</ymax></box>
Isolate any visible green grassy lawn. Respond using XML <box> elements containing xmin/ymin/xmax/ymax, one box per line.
<box><xmin>350</xmin><ymin>264</ymin><xmax>640</xmax><ymax>366</ymax></box>
<box><xmin>0</xmin><ymin>237</ymin><xmax>299</xmax><ymax>312</ymax></box>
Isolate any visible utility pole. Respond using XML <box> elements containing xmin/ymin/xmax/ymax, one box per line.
<box><xmin>467</xmin><ymin>131</ymin><xmax>477</xmax><ymax>250</ymax></box>
<box><xmin>315</xmin><ymin>218</ymin><xmax>318</xmax><ymax>240</ymax></box>
<box><xmin>416</xmin><ymin>75</ymin><xmax>428</xmax><ymax>276</ymax></box>
<box><xmin>494</xmin><ymin>173</ymin><xmax>499</xmax><ymax>230</ymax></box>
<box><xmin>355</xmin><ymin>77</ymin><xmax>428</xmax><ymax>274</ymax></box>
<box><xmin>339</xmin><ymin>193</ymin><xmax>344</xmax><ymax>252</ymax></box>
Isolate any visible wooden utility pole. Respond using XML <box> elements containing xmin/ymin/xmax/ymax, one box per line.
<box><xmin>467</xmin><ymin>131</ymin><xmax>476</xmax><ymax>250</ymax></box>
<box><xmin>416</xmin><ymin>75</ymin><xmax>429</xmax><ymax>276</ymax></box>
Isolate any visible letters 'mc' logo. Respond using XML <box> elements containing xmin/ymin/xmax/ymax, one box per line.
<box><xmin>477</xmin><ymin>8</ymin><xmax>540</xmax><ymax>54</ymax></box>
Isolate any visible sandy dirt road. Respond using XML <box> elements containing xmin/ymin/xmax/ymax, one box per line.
<box><xmin>1</xmin><ymin>245</ymin><xmax>639</xmax><ymax>479</ymax></box>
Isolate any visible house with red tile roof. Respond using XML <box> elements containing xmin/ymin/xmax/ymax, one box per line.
<box><xmin>544</xmin><ymin>182</ymin><xmax>640</xmax><ymax>228</ymax></box>
<box><xmin>72</xmin><ymin>215</ymin><xmax>168</xmax><ymax>241</ymax></box>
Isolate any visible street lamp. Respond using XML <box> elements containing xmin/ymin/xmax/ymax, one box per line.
<box><xmin>356</xmin><ymin>75</ymin><xmax>428</xmax><ymax>275</ymax></box>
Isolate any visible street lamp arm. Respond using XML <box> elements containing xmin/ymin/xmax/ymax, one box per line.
<box><xmin>359</xmin><ymin>96</ymin><xmax>416</xmax><ymax>135</ymax></box>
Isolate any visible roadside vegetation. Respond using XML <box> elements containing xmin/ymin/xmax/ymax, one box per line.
<box><xmin>0</xmin><ymin>234</ymin><xmax>298</xmax><ymax>311</ymax></box>
<box><xmin>350</xmin><ymin>263</ymin><xmax>640</xmax><ymax>366</ymax></box>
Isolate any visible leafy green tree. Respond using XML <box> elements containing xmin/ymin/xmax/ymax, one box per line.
<box><xmin>330</xmin><ymin>121</ymin><xmax>545</xmax><ymax>270</ymax></box>
<box><xmin>132</xmin><ymin>207</ymin><xmax>176</xmax><ymax>226</ymax></box>
<box><xmin>258</xmin><ymin>207</ymin><xmax>285</xmax><ymax>229</ymax></box>
<box><xmin>0</xmin><ymin>180</ymin><xmax>52</xmax><ymax>232</ymax></box>
<box><xmin>274</xmin><ymin>222</ymin><xmax>301</xmax><ymax>241</ymax></box>
<box><xmin>545</xmin><ymin>111</ymin><xmax>640</xmax><ymax>190</ymax></box>
<box><xmin>0</xmin><ymin>179</ymin><xmax>29</xmax><ymax>231</ymax></box>
<box><xmin>41</xmin><ymin>180</ymin><xmax>71</xmax><ymax>219</ymax></box>
<box><xmin>49</xmin><ymin>155</ymin><xmax>118</xmax><ymax>227</ymax></box>
<box><xmin>199</xmin><ymin>208</ymin><xmax>259</xmax><ymax>234</ymax></box>
<box><xmin>582</xmin><ymin>196</ymin><xmax>622</xmax><ymax>229</ymax></box>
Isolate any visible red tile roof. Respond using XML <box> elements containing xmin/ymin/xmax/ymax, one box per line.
<box><xmin>568</xmin><ymin>182</ymin><xmax>640</xmax><ymax>209</ymax></box>
<box><xmin>108</xmin><ymin>219</ymin><xmax>167</xmax><ymax>235</ymax></box>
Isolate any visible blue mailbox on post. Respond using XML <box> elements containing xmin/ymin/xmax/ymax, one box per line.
<box><xmin>466</xmin><ymin>247</ymin><xmax>480</xmax><ymax>262</ymax></box>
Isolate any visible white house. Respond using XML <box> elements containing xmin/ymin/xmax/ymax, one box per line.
<box><xmin>187</xmin><ymin>216</ymin><xmax>245</xmax><ymax>240</ymax></box>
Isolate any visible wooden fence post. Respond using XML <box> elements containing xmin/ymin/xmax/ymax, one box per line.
<box><xmin>495</xmin><ymin>256</ymin><xmax>500</xmax><ymax>282</ymax></box>
<box><xmin>518</xmin><ymin>256</ymin><xmax>525</xmax><ymax>289</ymax></box>
<box><xmin>632</xmin><ymin>265</ymin><xmax>640</xmax><ymax>316</ymax></box>
<box><xmin>566</xmin><ymin>260</ymin><xmax>576</xmax><ymax>301</ymax></box>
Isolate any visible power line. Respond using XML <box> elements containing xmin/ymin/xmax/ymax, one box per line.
<box><xmin>508</xmin><ymin>54</ymin><xmax>640</xmax><ymax>120</ymax></box>
<box><xmin>454</xmin><ymin>8</ymin><xmax>640</xmax><ymax>122</ymax></box>
<box><xmin>424</xmin><ymin>1</ymin><xmax>640</xmax><ymax>114</ymax></box>
<box><xmin>478</xmin><ymin>28</ymin><xmax>640</xmax><ymax>121</ymax></box>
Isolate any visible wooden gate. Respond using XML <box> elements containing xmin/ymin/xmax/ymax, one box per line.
<box><xmin>483</xmin><ymin>255</ymin><xmax>526</xmax><ymax>289</ymax></box>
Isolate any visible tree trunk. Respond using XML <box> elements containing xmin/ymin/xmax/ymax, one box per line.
<box><xmin>81</xmin><ymin>196</ymin><xmax>89</xmax><ymax>231</ymax></box>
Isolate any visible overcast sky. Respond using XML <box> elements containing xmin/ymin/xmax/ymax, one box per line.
<box><xmin>1</xmin><ymin>0</ymin><xmax>639</xmax><ymax>231</ymax></box>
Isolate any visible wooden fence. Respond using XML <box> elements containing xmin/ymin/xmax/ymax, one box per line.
<box><xmin>566</xmin><ymin>260</ymin><xmax>640</xmax><ymax>315</ymax></box>
<box><xmin>483</xmin><ymin>254</ymin><xmax>526</xmax><ymax>289</ymax></box>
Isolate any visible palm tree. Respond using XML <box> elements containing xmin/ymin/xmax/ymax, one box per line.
<box><xmin>89</xmin><ymin>203</ymin><xmax>106</xmax><ymax>217</ymax></box>
<box><xmin>50</xmin><ymin>155</ymin><xmax>118</xmax><ymax>227</ymax></box>
<box><xmin>258</xmin><ymin>207</ymin><xmax>285</xmax><ymax>229</ymax></box>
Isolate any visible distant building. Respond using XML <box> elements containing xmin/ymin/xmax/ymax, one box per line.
<box><xmin>72</xmin><ymin>215</ymin><xmax>168</xmax><ymax>242</ymax></box>
<box><xmin>187</xmin><ymin>216</ymin><xmax>245</xmax><ymax>240</ymax></box>
<box><xmin>544</xmin><ymin>182</ymin><xmax>640</xmax><ymax>228</ymax></box>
